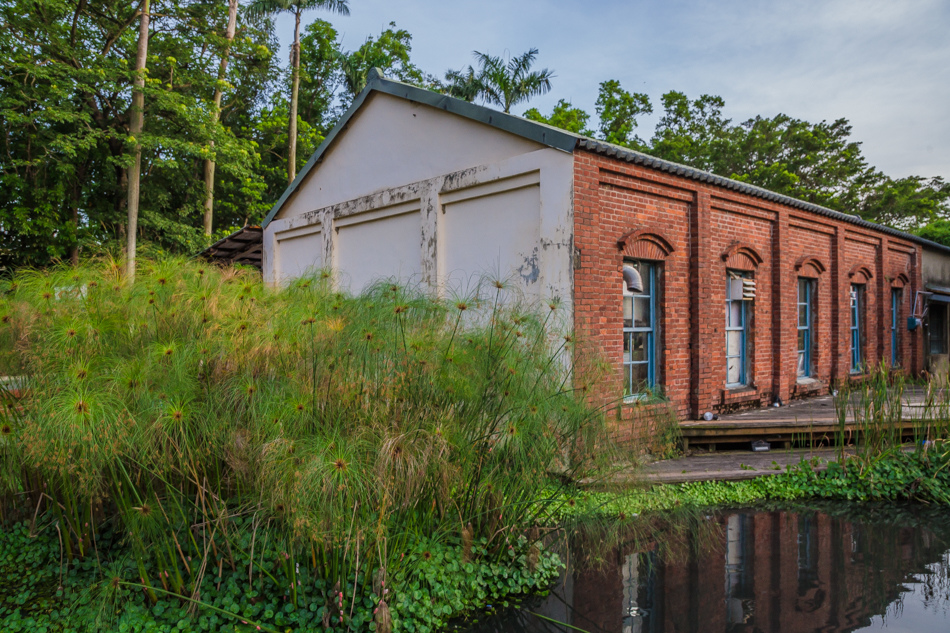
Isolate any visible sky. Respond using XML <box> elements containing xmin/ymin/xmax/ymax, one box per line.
<box><xmin>274</xmin><ymin>0</ymin><xmax>950</xmax><ymax>180</ymax></box>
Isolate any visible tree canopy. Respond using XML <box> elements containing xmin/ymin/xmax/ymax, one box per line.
<box><xmin>0</xmin><ymin>5</ymin><xmax>946</xmax><ymax>270</ymax></box>
<box><xmin>524</xmin><ymin>82</ymin><xmax>950</xmax><ymax>243</ymax></box>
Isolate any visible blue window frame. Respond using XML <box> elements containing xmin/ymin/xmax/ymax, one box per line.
<box><xmin>797</xmin><ymin>278</ymin><xmax>813</xmax><ymax>378</ymax></box>
<box><xmin>623</xmin><ymin>261</ymin><xmax>657</xmax><ymax>397</ymax></box>
<box><xmin>891</xmin><ymin>288</ymin><xmax>901</xmax><ymax>367</ymax></box>
<box><xmin>726</xmin><ymin>273</ymin><xmax>749</xmax><ymax>387</ymax></box>
<box><xmin>850</xmin><ymin>284</ymin><xmax>864</xmax><ymax>373</ymax></box>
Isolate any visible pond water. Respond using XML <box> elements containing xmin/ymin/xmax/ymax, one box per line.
<box><xmin>467</xmin><ymin>504</ymin><xmax>950</xmax><ymax>633</ymax></box>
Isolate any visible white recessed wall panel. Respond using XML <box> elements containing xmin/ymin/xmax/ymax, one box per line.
<box><xmin>275</xmin><ymin>226</ymin><xmax>322</xmax><ymax>282</ymax></box>
<box><xmin>440</xmin><ymin>183</ymin><xmax>541</xmax><ymax>297</ymax></box>
<box><xmin>336</xmin><ymin>209</ymin><xmax>422</xmax><ymax>293</ymax></box>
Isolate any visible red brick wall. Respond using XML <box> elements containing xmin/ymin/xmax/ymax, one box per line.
<box><xmin>572</xmin><ymin>149</ymin><xmax>923</xmax><ymax>424</ymax></box>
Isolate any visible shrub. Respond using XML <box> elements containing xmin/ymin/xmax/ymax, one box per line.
<box><xmin>0</xmin><ymin>257</ymin><xmax>611</xmax><ymax>630</ymax></box>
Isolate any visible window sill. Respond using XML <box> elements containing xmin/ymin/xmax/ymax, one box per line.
<box><xmin>720</xmin><ymin>386</ymin><xmax>760</xmax><ymax>406</ymax></box>
<box><xmin>623</xmin><ymin>393</ymin><xmax>664</xmax><ymax>406</ymax></box>
<box><xmin>793</xmin><ymin>378</ymin><xmax>825</xmax><ymax>397</ymax></box>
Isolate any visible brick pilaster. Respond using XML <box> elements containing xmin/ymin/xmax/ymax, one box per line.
<box><xmin>772</xmin><ymin>208</ymin><xmax>791</xmax><ymax>402</ymax></box>
<box><xmin>831</xmin><ymin>225</ymin><xmax>847</xmax><ymax>382</ymax></box>
<box><xmin>690</xmin><ymin>191</ymin><xmax>713</xmax><ymax>418</ymax></box>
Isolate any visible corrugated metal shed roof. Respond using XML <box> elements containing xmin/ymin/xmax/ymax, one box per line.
<box><xmin>259</xmin><ymin>69</ymin><xmax>950</xmax><ymax>256</ymax></box>
<box><xmin>199</xmin><ymin>226</ymin><xmax>263</xmax><ymax>269</ymax></box>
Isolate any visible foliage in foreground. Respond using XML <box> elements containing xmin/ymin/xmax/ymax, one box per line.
<box><xmin>0</xmin><ymin>257</ymin><xmax>610</xmax><ymax>631</ymax></box>
<box><xmin>0</xmin><ymin>519</ymin><xmax>560</xmax><ymax>633</ymax></box>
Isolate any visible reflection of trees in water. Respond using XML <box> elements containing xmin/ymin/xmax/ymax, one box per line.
<box><xmin>463</xmin><ymin>503</ymin><xmax>950</xmax><ymax>633</ymax></box>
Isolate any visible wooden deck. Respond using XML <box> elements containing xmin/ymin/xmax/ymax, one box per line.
<box><xmin>680</xmin><ymin>388</ymin><xmax>950</xmax><ymax>451</ymax></box>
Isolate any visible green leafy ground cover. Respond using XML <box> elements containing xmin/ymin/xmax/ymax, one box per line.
<box><xmin>0</xmin><ymin>520</ymin><xmax>560</xmax><ymax>633</ymax></box>
<box><xmin>567</xmin><ymin>442</ymin><xmax>950</xmax><ymax>520</ymax></box>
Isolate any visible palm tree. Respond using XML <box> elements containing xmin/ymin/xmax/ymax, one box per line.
<box><xmin>467</xmin><ymin>48</ymin><xmax>553</xmax><ymax>114</ymax></box>
<box><xmin>246</xmin><ymin>0</ymin><xmax>349</xmax><ymax>184</ymax></box>
<box><xmin>444</xmin><ymin>66</ymin><xmax>480</xmax><ymax>102</ymax></box>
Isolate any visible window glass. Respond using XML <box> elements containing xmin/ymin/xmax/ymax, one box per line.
<box><xmin>726</xmin><ymin>357</ymin><xmax>742</xmax><ymax>385</ymax></box>
<box><xmin>850</xmin><ymin>284</ymin><xmax>864</xmax><ymax>373</ymax></box>
<box><xmin>891</xmin><ymin>289</ymin><xmax>901</xmax><ymax>366</ymax></box>
<box><xmin>633</xmin><ymin>297</ymin><xmax>651</xmax><ymax>328</ymax></box>
<box><xmin>725</xmin><ymin>271</ymin><xmax>749</xmax><ymax>387</ymax></box>
<box><xmin>726</xmin><ymin>331</ymin><xmax>742</xmax><ymax>357</ymax></box>
<box><xmin>622</xmin><ymin>261</ymin><xmax>659</xmax><ymax>397</ymax></box>
<box><xmin>797</xmin><ymin>278</ymin><xmax>814</xmax><ymax>378</ymax></box>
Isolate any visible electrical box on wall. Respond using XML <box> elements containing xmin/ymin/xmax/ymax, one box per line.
<box><xmin>908</xmin><ymin>316</ymin><xmax>922</xmax><ymax>331</ymax></box>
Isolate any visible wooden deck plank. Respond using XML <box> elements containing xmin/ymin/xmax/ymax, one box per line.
<box><xmin>678</xmin><ymin>388</ymin><xmax>949</xmax><ymax>445</ymax></box>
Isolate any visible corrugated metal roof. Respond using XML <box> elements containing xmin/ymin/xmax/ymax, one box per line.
<box><xmin>198</xmin><ymin>226</ymin><xmax>263</xmax><ymax>269</ymax></box>
<box><xmin>259</xmin><ymin>70</ymin><xmax>950</xmax><ymax>256</ymax></box>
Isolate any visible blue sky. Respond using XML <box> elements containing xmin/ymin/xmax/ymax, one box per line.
<box><xmin>274</xmin><ymin>0</ymin><xmax>950</xmax><ymax>180</ymax></box>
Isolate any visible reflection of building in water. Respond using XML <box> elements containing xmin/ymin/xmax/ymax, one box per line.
<box><xmin>622</xmin><ymin>553</ymin><xmax>642</xmax><ymax>633</ymax></box>
<box><xmin>725</xmin><ymin>514</ymin><xmax>755</xmax><ymax>626</ymax></box>
<box><xmin>566</xmin><ymin>510</ymin><xmax>948</xmax><ymax>633</ymax></box>
<box><xmin>796</xmin><ymin>513</ymin><xmax>826</xmax><ymax>614</ymax></box>
<box><xmin>622</xmin><ymin>551</ymin><xmax>660</xmax><ymax>633</ymax></box>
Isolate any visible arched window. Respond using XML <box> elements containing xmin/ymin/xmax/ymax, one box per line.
<box><xmin>618</xmin><ymin>228</ymin><xmax>673</xmax><ymax>399</ymax></box>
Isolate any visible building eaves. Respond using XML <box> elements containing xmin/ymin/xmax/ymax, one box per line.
<box><xmin>259</xmin><ymin>69</ymin><xmax>950</xmax><ymax>257</ymax></box>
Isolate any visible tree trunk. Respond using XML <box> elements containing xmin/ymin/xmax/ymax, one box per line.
<box><xmin>202</xmin><ymin>0</ymin><xmax>238</xmax><ymax>236</ymax></box>
<box><xmin>287</xmin><ymin>9</ymin><xmax>301</xmax><ymax>184</ymax></box>
<box><xmin>70</xmin><ymin>163</ymin><xmax>87</xmax><ymax>266</ymax></box>
<box><xmin>126</xmin><ymin>0</ymin><xmax>150</xmax><ymax>281</ymax></box>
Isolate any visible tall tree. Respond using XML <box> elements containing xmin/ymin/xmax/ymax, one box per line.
<box><xmin>246</xmin><ymin>0</ymin><xmax>349</xmax><ymax>184</ymax></box>
<box><xmin>862</xmin><ymin>176</ymin><xmax>950</xmax><ymax>230</ymax></box>
<box><xmin>649</xmin><ymin>91</ymin><xmax>731</xmax><ymax>172</ymax></box>
<box><xmin>444</xmin><ymin>65</ymin><xmax>480</xmax><ymax>102</ymax></box>
<box><xmin>0</xmin><ymin>0</ymin><xmax>276</xmax><ymax>267</ymax></box>
<box><xmin>595</xmin><ymin>80</ymin><xmax>652</xmax><ymax>148</ymax></box>
<box><xmin>336</xmin><ymin>23</ymin><xmax>434</xmax><ymax>102</ymax></box>
<box><xmin>297</xmin><ymin>19</ymin><xmax>341</xmax><ymax>130</ymax></box>
<box><xmin>126</xmin><ymin>0</ymin><xmax>150</xmax><ymax>280</ymax></box>
<box><xmin>463</xmin><ymin>48</ymin><xmax>553</xmax><ymax>114</ymax></box>
<box><xmin>523</xmin><ymin>99</ymin><xmax>593</xmax><ymax>136</ymax></box>
<box><xmin>202</xmin><ymin>0</ymin><xmax>239</xmax><ymax>236</ymax></box>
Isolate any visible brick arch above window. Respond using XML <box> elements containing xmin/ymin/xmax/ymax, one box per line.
<box><xmin>617</xmin><ymin>227</ymin><xmax>675</xmax><ymax>261</ymax></box>
<box><xmin>848</xmin><ymin>264</ymin><xmax>874</xmax><ymax>284</ymax></box>
<box><xmin>889</xmin><ymin>272</ymin><xmax>910</xmax><ymax>288</ymax></box>
<box><xmin>794</xmin><ymin>256</ymin><xmax>827</xmax><ymax>278</ymax></box>
<box><xmin>721</xmin><ymin>241</ymin><xmax>763</xmax><ymax>271</ymax></box>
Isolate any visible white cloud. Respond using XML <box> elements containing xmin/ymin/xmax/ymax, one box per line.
<box><xmin>274</xmin><ymin>0</ymin><xmax>950</xmax><ymax>178</ymax></box>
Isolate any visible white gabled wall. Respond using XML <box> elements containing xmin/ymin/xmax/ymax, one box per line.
<box><xmin>274</xmin><ymin>93</ymin><xmax>545</xmax><ymax>220</ymax></box>
<box><xmin>263</xmin><ymin>93</ymin><xmax>574</xmax><ymax>316</ymax></box>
